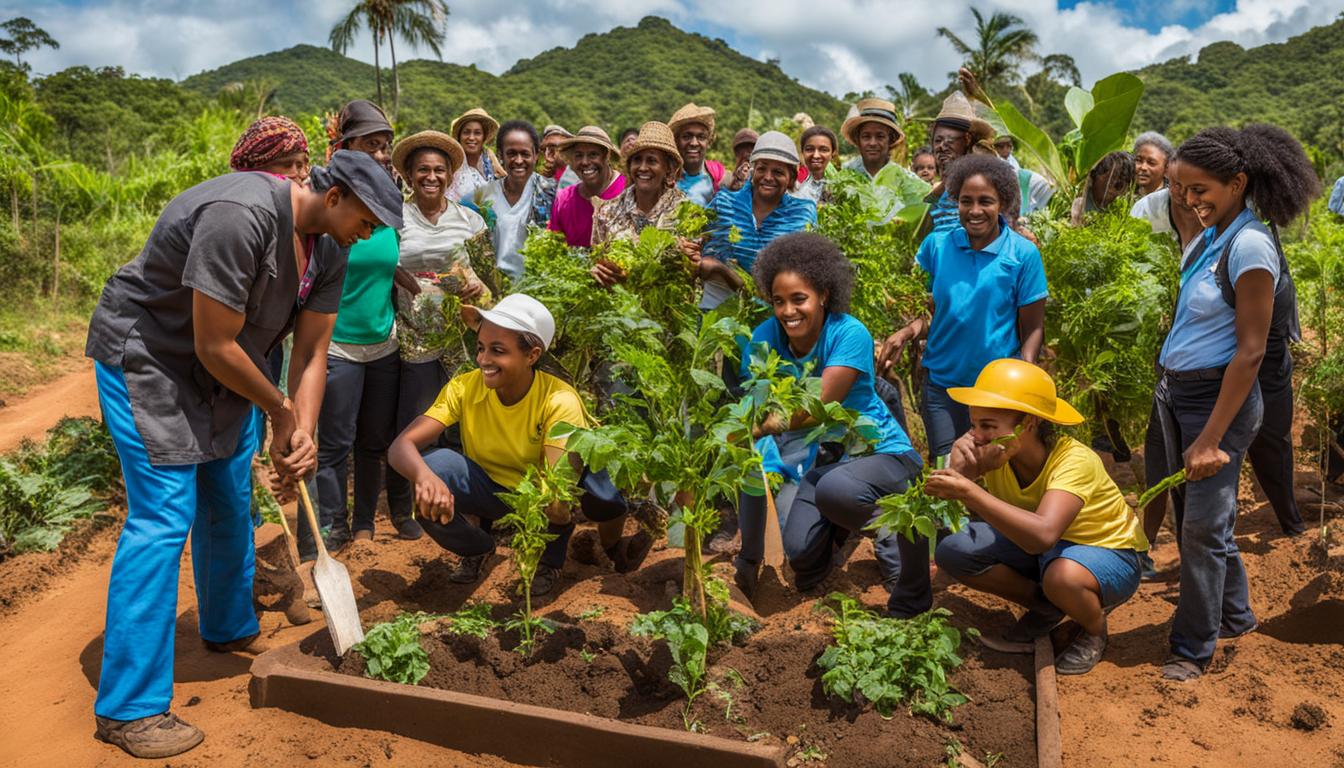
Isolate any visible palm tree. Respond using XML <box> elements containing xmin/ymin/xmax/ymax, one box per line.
<box><xmin>937</xmin><ymin>8</ymin><xmax>1039</xmax><ymax>89</ymax></box>
<box><xmin>1040</xmin><ymin>53</ymin><xmax>1081</xmax><ymax>88</ymax></box>
<box><xmin>329</xmin><ymin>0</ymin><xmax>449</xmax><ymax>119</ymax></box>
<box><xmin>885</xmin><ymin>72</ymin><xmax>928</xmax><ymax>120</ymax></box>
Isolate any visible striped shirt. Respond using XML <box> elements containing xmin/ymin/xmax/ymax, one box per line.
<box><xmin>701</xmin><ymin>182</ymin><xmax>817</xmax><ymax>309</ymax></box>
<box><xmin>928</xmin><ymin>189</ymin><xmax>960</xmax><ymax>236</ymax></box>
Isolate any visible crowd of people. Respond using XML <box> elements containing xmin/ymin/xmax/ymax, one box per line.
<box><xmin>82</xmin><ymin>74</ymin><xmax>1326</xmax><ymax>758</ymax></box>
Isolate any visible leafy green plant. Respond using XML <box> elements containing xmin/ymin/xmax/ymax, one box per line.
<box><xmin>440</xmin><ymin>603</ymin><xmax>500</xmax><ymax>639</ymax></box>
<box><xmin>970</xmin><ymin>71</ymin><xmax>1144</xmax><ymax>207</ymax></box>
<box><xmin>815</xmin><ymin>594</ymin><xmax>973</xmax><ymax>722</ymax></box>
<box><xmin>630</xmin><ymin>597</ymin><xmax>713</xmax><ymax>730</ymax></box>
<box><xmin>1136</xmin><ymin>469</ymin><xmax>1186</xmax><ymax>510</ymax></box>
<box><xmin>866</xmin><ymin>456</ymin><xmax>968</xmax><ymax>558</ymax></box>
<box><xmin>1</xmin><ymin>416</ymin><xmax>121</xmax><ymax>553</ymax></box>
<box><xmin>497</xmin><ymin>458</ymin><xmax>578</xmax><ymax>655</ymax></box>
<box><xmin>353</xmin><ymin>612</ymin><xmax>435</xmax><ymax>685</ymax></box>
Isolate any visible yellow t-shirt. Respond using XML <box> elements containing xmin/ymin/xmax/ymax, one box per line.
<box><xmin>423</xmin><ymin>369</ymin><xmax>589</xmax><ymax>488</ymax></box>
<box><xmin>983</xmin><ymin>436</ymin><xmax>1149</xmax><ymax>552</ymax></box>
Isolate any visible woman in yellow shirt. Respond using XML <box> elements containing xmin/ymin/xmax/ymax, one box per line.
<box><xmin>387</xmin><ymin>294</ymin><xmax>649</xmax><ymax>596</ymax></box>
<box><xmin>925</xmin><ymin>359</ymin><xmax>1148</xmax><ymax>675</ymax></box>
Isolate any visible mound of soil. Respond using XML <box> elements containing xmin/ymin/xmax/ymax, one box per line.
<box><xmin>333</xmin><ymin>603</ymin><xmax>1035</xmax><ymax>767</ymax></box>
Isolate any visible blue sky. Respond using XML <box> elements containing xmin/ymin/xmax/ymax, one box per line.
<box><xmin>4</xmin><ymin>0</ymin><xmax>1341</xmax><ymax>95</ymax></box>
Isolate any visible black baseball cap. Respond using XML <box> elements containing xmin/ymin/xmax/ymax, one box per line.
<box><xmin>319</xmin><ymin>149</ymin><xmax>404</xmax><ymax>229</ymax></box>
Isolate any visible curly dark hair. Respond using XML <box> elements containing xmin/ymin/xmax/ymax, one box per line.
<box><xmin>752</xmin><ymin>232</ymin><xmax>853</xmax><ymax>315</ymax></box>
<box><xmin>943</xmin><ymin>154</ymin><xmax>1020</xmax><ymax>215</ymax></box>
<box><xmin>799</xmin><ymin>125</ymin><xmax>838</xmax><ymax>152</ymax></box>
<box><xmin>1175</xmin><ymin>125</ymin><xmax>1321</xmax><ymax>227</ymax></box>
<box><xmin>1089</xmin><ymin>150</ymin><xmax>1135</xmax><ymax>189</ymax></box>
<box><xmin>911</xmin><ymin>145</ymin><xmax>935</xmax><ymax>163</ymax></box>
<box><xmin>496</xmin><ymin>119</ymin><xmax>539</xmax><ymax>154</ymax></box>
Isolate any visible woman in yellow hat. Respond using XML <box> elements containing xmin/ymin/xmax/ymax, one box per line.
<box><xmin>924</xmin><ymin>359</ymin><xmax>1148</xmax><ymax>676</ymax></box>
<box><xmin>448</xmin><ymin>107</ymin><xmax>505</xmax><ymax>201</ymax></box>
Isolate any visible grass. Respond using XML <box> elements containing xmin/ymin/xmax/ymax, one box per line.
<box><xmin>0</xmin><ymin>303</ymin><xmax>93</xmax><ymax>398</ymax></box>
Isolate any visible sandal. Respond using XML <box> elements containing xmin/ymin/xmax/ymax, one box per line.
<box><xmin>1160</xmin><ymin>656</ymin><xmax>1204</xmax><ymax>681</ymax></box>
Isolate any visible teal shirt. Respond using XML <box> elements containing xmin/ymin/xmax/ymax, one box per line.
<box><xmin>331</xmin><ymin>226</ymin><xmax>398</xmax><ymax>345</ymax></box>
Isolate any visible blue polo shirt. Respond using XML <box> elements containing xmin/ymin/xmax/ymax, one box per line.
<box><xmin>1159</xmin><ymin>208</ymin><xmax>1279</xmax><ymax>372</ymax></box>
<box><xmin>701</xmin><ymin>182</ymin><xmax>818</xmax><ymax>309</ymax></box>
<box><xmin>917</xmin><ymin>217</ymin><xmax>1048</xmax><ymax>388</ymax></box>
<box><xmin>742</xmin><ymin>312</ymin><xmax>916</xmax><ymax>459</ymax></box>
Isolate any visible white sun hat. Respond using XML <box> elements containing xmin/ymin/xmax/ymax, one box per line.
<box><xmin>460</xmin><ymin>293</ymin><xmax>556</xmax><ymax>351</ymax></box>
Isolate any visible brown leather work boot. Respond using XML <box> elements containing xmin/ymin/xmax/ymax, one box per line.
<box><xmin>94</xmin><ymin>712</ymin><xmax>204</xmax><ymax>758</ymax></box>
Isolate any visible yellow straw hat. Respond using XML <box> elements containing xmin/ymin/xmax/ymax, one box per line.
<box><xmin>559</xmin><ymin>125</ymin><xmax>619</xmax><ymax>163</ymax></box>
<box><xmin>391</xmin><ymin>130</ymin><xmax>466</xmax><ymax>178</ymax></box>
<box><xmin>450</xmin><ymin>107</ymin><xmax>499</xmax><ymax>146</ymax></box>
<box><xmin>621</xmin><ymin>121</ymin><xmax>682</xmax><ymax>176</ymax></box>
<box><xmin>931</xmin><ymin>92</ymin><xmax>995</xmax><ymax>146</ymax></box>
<box><xmin>947</xmin><ymin>359</ymin><xmax>1084</xmax><ymax>425</ymax></box>
<box><xmin>668</xmin><ymin>103</ymin><xmax>717</xmax><ymax>139</ymax></box>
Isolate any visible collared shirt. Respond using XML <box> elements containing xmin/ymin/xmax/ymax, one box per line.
<box><xmin>1329</xmin><ymin>176</ymin><xmax>1344</xmax><ymax>216</ymax></box>
<box><xmin>591</xmin><ymin>185</ymin><xmax>687</xmax><ymax>246</ymax></box>
<box><xmin>701</xmin><ymin>181</ymin><xmax>818</xmax><ymax>309</ymax></box>
<box><xmin>916</xmin><ymin>216</ymin><xmax>1049</xmax><ymax>388</ymax></box>
<box><xmin>423</xmin><ymin>368</ymin><xmax>588</xmax><ymax>488</ymax></box>
<box><xmin>547</xmin><ymin>173</ymin><xmax>626</xmax><ymax>247</ymax></box>
<box><xmin>474</xmin><ymin>174</ymin><xmax>554</xmax><ymax>279</ymax></box>
<box><xmin>1159</xmin><ymin>208</ymin><xmax>1279</xmax><ymax>372</ymax></box>
<box><xmin>742</xmin><ymin>312</ymin><xmax>917</xmax><ymax>459</ymax></box>
<box><xmin>85</xmin><ymin>172</ymin><xmax>347</xmax><ymax>465</ymax></box>
<box><xmin>1130</xmin><ymin>188</ymin><xmax>1174</xmax><ymax>236</ymax></box>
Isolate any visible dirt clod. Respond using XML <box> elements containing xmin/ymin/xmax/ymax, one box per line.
<box><xmin>1291</xmin><ymin>702</ymin><xmax>1329</xmax><ymax>731</ymax></box>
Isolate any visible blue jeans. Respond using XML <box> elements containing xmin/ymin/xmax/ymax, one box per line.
<box><xmin>315</xmin><ymin>351</ymin><xmax>408</xmax><ymax>539</ymax></box>
<box><xmin>935</xmin><ymin>521</ymin><xmax>1142</xmax><ymax>609</ymax></box>
<box><xmin>920</xmin><ymin>377</ymin><xmax>971</xmax><ymax>459</ymax></box>
<box><xmin>94</xmin><ymin>363</ymin><xmax>260</xmax><ymax>720</ymax></box>
<box><xmin>416</xmin><ymin>448</ymin><xmax>627</xmax><ymax>569</ymax></box>
<box><xmin>1151</xmin><ymin>373</ymin><xmax>1262</xmax><ymax>664</ymax></box>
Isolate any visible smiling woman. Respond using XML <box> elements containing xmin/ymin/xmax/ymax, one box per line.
<box><xmin>547</xmin><ymin>125</ymin><xmax>626</xmax><ymax>247</ymax></box>
<box><xmin>591</xmin><ymin>121</ymin><xmax>686</xmax><ymax>253</ymax></box>
<box><xmin>467</xmin><ymin>120</ymin><xmax>556</xmax><ymax>279</ymax></box>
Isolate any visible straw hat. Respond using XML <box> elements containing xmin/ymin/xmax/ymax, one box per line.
<box><xmin>450</xmin><ymin>107</ymin><xmax>499</xmax><ymax>145</ymax></box>
<box><xmin>749</xmin><ymin>131</ymin><xmax>801</xmax><ymax>168</ymax></box>
<box><xmin>841</xmin><ymin>98</ymin><xmax>905</xmax><ymax>148</ymax></box>
<box><xmin>668</xmin><ymin>103</ymin><xmax>717</xmax><ymax>138</ymax></box>
<box><xmin>621</xmin><ymin>121</ymin><xmax>682</xmax><ymax>176</ymax></box>
<box><xmin>932</xmin><ymin>92</ymin><xmax>995</xmax><ymax>145</ymax></box>
<box><xmin>559</xmin><ymin>125</ymin><xmax>619</xmax><ymax>162</ymax></box>
<box><xmin>947</xmin><ymin>359</ymin><xmax>1084</xmax><ymax>426</ymax></box>
<box><xmin>391</xmin><ymin>130</ymin><xmax>466</xmax><ymax>177</ymax></box>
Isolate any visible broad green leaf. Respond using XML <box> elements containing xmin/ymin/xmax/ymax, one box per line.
<box><xmin>1077</xmin><ymin>73</ymin><xmax>1145</xmax><ymax>180</ymax></box>
<box><xmin>994</xmin><ymin>100</ymin><xmax>1067</xmax><ymax>188</ymax></box>
<box><xmin>1064</xmin><ymin>86</ymin><xmax>1094</xmax><ymax>129</ymax></box>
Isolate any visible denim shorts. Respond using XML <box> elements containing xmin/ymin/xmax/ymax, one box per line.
<box><xmin>936</xmin><ymin>521</ymin><xmax>1142</xmax><ymax>609</ymax></box>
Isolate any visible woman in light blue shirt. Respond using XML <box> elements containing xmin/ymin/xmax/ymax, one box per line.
<box><xmin>1153</xmin><ymin>125</ymin><xmax>1318</xmax><ymax>683</ymax></box>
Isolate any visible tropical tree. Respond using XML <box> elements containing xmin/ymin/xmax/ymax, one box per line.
<box><xmin>329</xmin><ymin>0</ymin><xmax>450</xmax><ymax>119</ymax></box>
<box><xmin>1039</xmin><ymin>53</ymin><xmax>1082</xmax><ymax>88</ymax></box>
<box><xmin>885</xmin><ymin>72</ymin><xmax>929</xmax><ymax>120</ymax></box>
<box><xmin>0</xmin><ymin>18</ymin><xmax>58</xmax><ymax>71</ymax></box>
<box><xmin>937</xmin><ymin>8</ymin><xmax>1039</xmax><ymax>89</ymax></box>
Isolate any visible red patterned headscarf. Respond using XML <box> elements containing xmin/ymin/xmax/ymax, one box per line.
<box><xmin>229</xmin><ymin>116</ymin><xmax>309</xmax><ymax>172</ymax></box>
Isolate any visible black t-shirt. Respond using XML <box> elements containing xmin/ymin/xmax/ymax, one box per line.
<box><xmin>85</xmin><ymin>172</ymin><xmax>347</xmax><ymax>465</ymax></box>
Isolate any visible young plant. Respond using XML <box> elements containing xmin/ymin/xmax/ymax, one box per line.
<box><xmin>497</xmin><ymin>458</ymin><xmax>578</xmax><ymax>655</ymax></box>
<box><xmin>815</xmin><ymin>594</ymin><xmax>973</xmax><ymax>722</ymax></box>
<box><xmin>1136</xmin><ymin>469</ymin><xmax>1186</xmax><ymax>510</ymax></box>
<box><xmin>630</xmin><ymin>597</ymin><xmax>712</xmax><ymax>730</ymax></box>
<box><xmin>866</xmin><ymin>456</ymin><xmax>969</xmax><ymax>559</ymax></box>
<box><xmin>353</xmin><ymin>612</ymin><xmax>436</xmax><ymax>685</ymax></box>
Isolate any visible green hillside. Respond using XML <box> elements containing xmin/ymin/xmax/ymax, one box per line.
<box><xmin>179</xmin><ymin>17</ymin><xmax>848</xmax><ymax>150</ymax></box>
<box><xmin>1133</xmin><ymin>19</ymin><xmax>1344</xmax><ymax>152</ymax></box>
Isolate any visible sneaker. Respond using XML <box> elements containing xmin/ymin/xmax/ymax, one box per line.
<box><xmin>530</xmin><ymin>564</ymin><xmax>561</xmax><ymax>597</ymax></box>
<box><xmin>325</xmin><ymin>531</ymin><xmax>352</xmax><ymax>554</ymax></box>
<box><xmin>449</xmin><ymin>552</ymin><xmax>491</xmax><ymax>584</ymax></box>
<box><xmin>1056</xmin><ymin>629</ymin><xmax>1108</xmax><ymax>675</ymax></box>
<box><xmin>94</xmin><ymin>712</ymin><xmax>204</xmax><ymax>759</ymax></box>
<box><xmin>1160</xmin><ymin>655</ymin><xmax>1204</xmax><ymax>681</ymax></box>
<box><xmin>1139</xmin><ymin>551</ymin><xmax>1158</xmax><ymax>582</ymax></box>
<box><xmin>395</xmin><ymin>517</ymin><xmax>424</xmax><ymax>541</ymax></box>
<box><xmin>606</xmin><ymin>531</ymin><xmax>654</xmax><ymax>574</ymax></box>
<box><xmin>1219</xmin><ymin>619</ymin><xmax>1259</xmax><ymax>640</ymax></box>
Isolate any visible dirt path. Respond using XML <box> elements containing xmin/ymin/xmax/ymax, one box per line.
<box><xmin>0</xmin><ymin>357</ymin><xmax>99</xmax><ymax>452</ymax></box>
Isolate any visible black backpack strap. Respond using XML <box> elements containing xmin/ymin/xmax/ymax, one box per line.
<box><xmin>1213</xmin><ymin>220</ymin><xmax>1301</xmax><ymax>345</ymax></box>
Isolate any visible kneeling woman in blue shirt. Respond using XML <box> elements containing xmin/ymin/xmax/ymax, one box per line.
<box><xmin>734</xmin><ymin>232</ymin><xmax>922</xmax><ymax>607</ymax></box>
<box><xmin>1154</xmin><ymin>125</ymin><xmax>1318</xmax><ymax>682</ymax></box>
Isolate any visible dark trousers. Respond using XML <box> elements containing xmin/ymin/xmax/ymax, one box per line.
<box><xmin>1246</xmin><ymin>351</ymin><xmax>1304</xmax><ymax>534</ymax></box>
<box><xmin>920</xmin><ymin>377</ymin><xmax>971</xmax><ymax>459</ymax></box>
<box><xmin>1151</xmin><ymin>373</ymin><xmax>1262</xmax><ymax>664</ymax></box>
<box><xmin>417</xmin><ymin>448</ymin><xmax>627</xmax><ymax>569</ymax></box>
<box><xmin>774</xmin><ymin>452</ymin><xmax>920</xmax><ymax>603</ymax></box>
<box><xmin>315</xmin><ymin>351</ymin><xmax>409</xmax><ymax>538</ymax></box>
<box><xmin>387</xmin><ymin>359</ymin><xmax>458</xmax><ymax>518</ymax></box>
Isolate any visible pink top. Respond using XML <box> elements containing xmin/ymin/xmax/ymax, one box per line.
<box><xmin>547</xmin><ymin>173</ymin><xmax>627</xmax><ymax>247</ymax></box>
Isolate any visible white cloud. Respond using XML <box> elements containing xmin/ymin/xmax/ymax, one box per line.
<box><xmin>3</xmin><ymin>0</ymin><xmax>1341</xmax><ymax>97</ymax></box>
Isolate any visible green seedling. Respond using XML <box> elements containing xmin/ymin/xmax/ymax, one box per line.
<box><xmin>578</xmin><ymin>605</ymin><xmax>606</xmax><ymax>621</ymax></box>
<box><xmin>354</xmin><ymin>612</ymin><xmax>436</xmax><ymax>685</ymax></box>
<box><xmin>498</xmin><ymin>459</ymin><xmax>577</xmax><ymax>655</ymax></box>
<box><xmin>631</xmin><ymin>598</ymin><xmax>710</xmax><ymax>730</ymax></box>
<box><xmin>1136</xmin><ymin>469</ymin><xmax>1186</xmax><ymax>510</ymax></box>
<box><xmin>867</xmin><ymin>455</ymin><xmax>968</xmax><ymax>559</ymax></box>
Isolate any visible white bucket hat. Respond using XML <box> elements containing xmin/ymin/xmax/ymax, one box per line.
<box><xmin>460</xmin><ymin>293</ymin><xmax>556</xmax><ymax>351</ymax></box>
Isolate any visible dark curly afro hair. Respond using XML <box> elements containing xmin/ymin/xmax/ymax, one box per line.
<box><xmin>1175</xmin><ymin>124</ymin><xmax>1321</xmax><ymax>227</ymax></box>
<box><xmin>751</xmin><ymin>231</ymin><xmax>853</xmax><ymax>315</ymax></box>
<box><xmin>942</xmin><ymin>154</ymin><xmax>1020</xmax><ymax>216</ymax></box>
